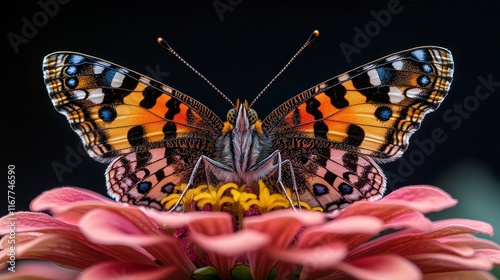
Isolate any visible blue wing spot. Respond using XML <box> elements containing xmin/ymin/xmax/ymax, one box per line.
<box><xmin>339</xmin><ymin>183</ymin><xmax>353</xmax><ymax>195</ymax></box>
<box><xmin>65</xmin><ymin>78</ymin><xmax>78</xmax><ymax>89</ymax></box>
<box><xmin>101</xmin><ymin>69</ymin><xmax>117</xmax><ymax>85</ymax></box>
<box><xmin>417</xmin><ymin>75</ymin><xmax>431</xmax><ymax>87</ymax></box>
<box><xmin>422</xmin><ymin>64</ymin><xmax>433</xmax><ymax>73</ymax></box>
<box><xmin>313</xmin><ymin>184</ymin><xmax>329</xmax><ymax>196</ymax></box>
<box><xmin>376</xmin><ymin>68</ymin><xmax>393</xmax><ymax>84</ymax></box>
<box><xmin>162</xmin><ymin>183</ymin><xmax>175</xmax><ymax>194</ymax></box>
<box><xmin>65</xmin><ymin>65</ymin><xmax>78</xmax><ymax>75</ymax></box>
<box><xmin>375</xmin><ymin>106</ymin><xmax>393</xmax><ymax>121</ymax></box>
<box><xmin>98</xmin><ymin>106</ymin><xmax>117</xmax><ymax>123</ymax></box>
<box><xmin>411</xmin><ymin>50</ymin><xmax>427</xmax><ymax>61</ymax></box>
<box><xmin>137</xmin><ymin>181</ymin><xmax>152</xmax><ymax>194</ymax></box>
<box><xmin>68</xmin><ymin>54</ymin><xmax>85</xmax><ymax>64</ymax></box>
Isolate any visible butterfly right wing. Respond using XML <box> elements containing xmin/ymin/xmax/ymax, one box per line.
<box><xmin>43</xmin><ymin>52</ymin><xmax>224</xmax><ymax>209</ymax></box>
<box><xmin>263</xmin><ymin>47</ymin><xmax>453</xmax><ymax>211</ymax></box>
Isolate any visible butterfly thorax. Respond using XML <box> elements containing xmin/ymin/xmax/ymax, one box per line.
<box><xmin>215</xmin><ymin>100</ymin><xmax>274</xmax><ymax>185</ymax></box>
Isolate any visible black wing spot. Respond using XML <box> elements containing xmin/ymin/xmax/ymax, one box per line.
<box><xmin>345</xmin><ymin>124</ymin><xmax>365</xmax><ymax>147</ymax></box>
<box><xmin>127</xmin><ymin>125</ymin><xmax>147</xmax><ymax>147</ymax></box>
<box><xmin>313</xmin><ymin>184</ymin><xmax>329</xmax><ymax>196</ymax></box>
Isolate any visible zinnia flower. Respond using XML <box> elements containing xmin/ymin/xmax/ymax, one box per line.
<box><xmin>0</xmin><ymin>182</ymin><xmax>499</xmax><ymax>280</ymax></box>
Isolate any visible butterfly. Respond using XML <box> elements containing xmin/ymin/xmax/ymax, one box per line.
<box><xmin>43</xmin><ymin>33</ymin><xmax>453</xmax><ymax>212</ymax></box>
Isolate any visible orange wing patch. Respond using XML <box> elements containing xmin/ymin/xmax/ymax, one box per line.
<box><xmin>43</xmin><ymin>52</ymin><xmax>222</xmax><ymax>162</ymax></box>
<box><xmin>266</xmin><ymin>47</ymin><xmax>453</xmax><ymax>162</ymax></box>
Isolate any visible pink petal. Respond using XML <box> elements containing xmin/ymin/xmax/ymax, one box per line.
<box><xmin>243</xmin><ymin>210</ymin><xmax>326</xmax><ymax>280</ymax></box>
<box><xmin>408</xmin><ymin>253</ymin><xmax>493</xmax><ymax>273</ymax></box>
<box><xmin>423</xmin><ymin>270</ymin><xmax>497</xmax><ymax>280</ymax></box>
<box><xmin>334</xmin><ymin>186</ymin><xmax>457</xmax><ymax>225</ymax></box>
<box><xmin>30</xmin><ymin>188</ymin><xmax>122</xmax><ymax>225</ymax></box>
<box><xmin>189</xmin><ymin>229</ymin><xmax>269</xmax><ymax>279</ymax></box>
<box><xmin>0</xmin><ymin>232</ymin><xmax>39</xmax><ymax>248</ymax></box>
<box><xmin>475</xmin><ymin>249</ymin><xmax>500</xmax><ymax>265</ymax></box>
<box><xmin>189</xmin><ymin>229</ymin><xmax>269</xmax><ymax>256</ymax></box>
<box><xmin>0</xmin><ymin>212</ymin><xmax>79</xmax><ymax>235</ymax></box>
<box><xmin>296</xmin><ymin>216</ymin><xmax>384</xmax><ymax>250</ymax></box>
<box><xmin>439</xmin><ymin>235</ymin><xmax>500</xmax><ymax>251</ymax></box>
<box><xmin>79</xmin><ymin>261</ymin><xmax>177</xmax><ymax>280</ymax></box>
<box><xmin>30</xmin><ymin>187</ymin><xmax>115</xmax><ymax>211</ymax></box>
<box><xmin>0</xmin><ymin>234</ymin><xmax>116</xmax><ymax>269</ymax></box>
<box><xmin>185</xmin><ymin>212</ymin><xmax>236</xmax><ymax>278</ymax></box>
<box><xmin>379</xmin><ymin>185</ymin><xmax>457</xmax><ymax>213</ymax></box>
<box><xmin>79</xmin><ymin>209</ymin><xmax>195</xmax><ymax>278</ymax></box>
<box><xmin>335</xmin><ymin>202</ymin><xmax>417</xmax><ymax>225</ymax></box>
<box><xmin>269</xmin><ymin>241</ymin><xmax>346</xmax><ymax>269</ymax></box>
<box><xmin>383</xmin><ymin>212</ymin><xmax>433</xmax><ymax>231</ymax></box>
<box><xmin>141</xmin><ymin>207</ymin><xmax>205</xmax><ymax>228</ymax></box>
<box><xmin>0</xmin><ymin>260</ymin><xmax>79</xmax><ymax>280</ymax></box>
<box><xmin>79</xmin><ymin>209</ymin><xmax>164</xmax><ymax>246</ymax></box>
<box><xmin>186</xmin><ymin>211</ymin><xmax>234</xmax><ymax>235</ymax></box>
<box><xmin>350</xmin><ymin>218</ymin><xmax>496</xmax><ymax>259</ymax></box>
<box><xmin>431</xmin><ymin>219</ymin><xmax>494</xmax><ymax>236</ymax></box>
<box><xmin>334</xmin><ymin>255</ymin><xmax>421</xmax><ymax>280</ymax></box>
<box><xmin>0</xmin><ymin>213</ymin><xmax>153</xmax><ymax>267</ymax></box>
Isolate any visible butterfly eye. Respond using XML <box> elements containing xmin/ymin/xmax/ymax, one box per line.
<box><xmin>227</xmin><ymin>108</ymin><xmax>236</xmax><ymax>125</ymax></box>
<box><xmin>247</xmin><ymin>108</ymin><xmax>258</xmax><ymax>125</ymax></box>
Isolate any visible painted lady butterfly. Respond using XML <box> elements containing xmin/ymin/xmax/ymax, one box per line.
<box><xmin>43</xmin><ymin>32</ymin><xmax>453</xmax><ymax>212</ymax></box>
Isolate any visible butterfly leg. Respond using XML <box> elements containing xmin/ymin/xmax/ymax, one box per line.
<box><xmin>251</xmin><ymin>150</ymin><xmax>300</xmax><ymax>211</ymax></box>
<box><xmin>273</xmin><ymin>152</ymin><xmax>301</xmax><ymax>211</ymax></box>
<box><xmin>280</xmin><ymin>158</ymin><xmax>302</xmax><ymax>210</ymax></box>
<box><xmin>167</xmin><ymin>155</ymin><xmax>234</xmax><ymax>213</ymax></box>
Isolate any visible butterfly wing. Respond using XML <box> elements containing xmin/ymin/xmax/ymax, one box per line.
<box><xmin>43</xmin><ymin>52</ymin><xmax>224</xmax><ymax>209</ymax></box>
<box><xmin>263</xmin><ymin>47</ymin><xmax>454</xmax><ymax>211</ymax></box>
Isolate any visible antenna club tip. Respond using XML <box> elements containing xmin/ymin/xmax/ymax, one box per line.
<box><xmin>157</xmin><ymin>37</ymin><xmax>172</xmax><ymax>50</ymax></box>
<box><xmin>313</xmin><ymin>30</ymin><xmax>320</xmax><ymax>36</ymax></box>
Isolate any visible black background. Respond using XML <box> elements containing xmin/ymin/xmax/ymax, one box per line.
<box><xmin>4</xmin><ymin>0</ymin><xmax>500</xmax><ymax>258</ymax></box>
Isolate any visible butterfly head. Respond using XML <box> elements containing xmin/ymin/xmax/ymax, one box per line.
<box><xmin>223</xmin><ymin>99</ymin><xmax>263</xmax><ymax>134</ymax></box>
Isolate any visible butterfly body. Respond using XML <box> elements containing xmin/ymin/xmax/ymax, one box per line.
<box><xmin>43</xmin><ymin>46</ymin><xmax>453</xmax><ymax>212</ymax></box>
<box><xmin>214</xmin><ymin>100</ymin><xmax>275</xmax><ymax>186</ymax></box>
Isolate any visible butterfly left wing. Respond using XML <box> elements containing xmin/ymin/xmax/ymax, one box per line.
<box><xmin>263</xmin><ymin>47</ymin><xmax>454</xmax><ymax>211</ymax></box>
<box><xmin>43</xmin><ymin>52</ymin><xmax>224</xmax><ymax>209</ymax></box>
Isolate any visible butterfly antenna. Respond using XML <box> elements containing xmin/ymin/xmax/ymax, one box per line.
<box><xmin>249</xmin><ymin>30</ymin><xmax>319</xmax><ymax>108</ymax></box>
<box><xmin>157</xmin><ymin>37</ymin><xmax>235</xmax><ymax>107</ymax></box>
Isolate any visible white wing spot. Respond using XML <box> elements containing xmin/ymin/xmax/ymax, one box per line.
<box><xmin>93</xmin><ymin>65</ymin><xmax>104</xmax><ymax>74</ymax></box>
<box><xmin>386</xmin><ymin>55</ymin><xmax>399</xmax><ymax>62</ymax></box>
<box><xmin>392</xmin><ymin>61</ymin><xmax>403</xmax><ymax>70</ymax></box>
<box><xmin>162</xmin><ymin>85</ymin><xmax>173</xmax><ymax>93</ymax></box>
<box><xmin>367</xmin><ymin>69</ymin><xmax>381</xmax><ymax>86</ymax></box>
<box><xmin>388</xmin><ymin>87</ymin><xmax>405</xmax><ymax>103</ymax></box>
<box><xmin>88</xmin><ymin>88</ymin><xmax>105</xmax><ymax>104</ymax></box>
<box><xmin>139</xmin><ymin>77</ymin><xmax>150</xmax><ymax>84</ymax></box>
<box><xmin>406</xmin><ymin>88</ymin><xmax>422</xmax><ymax>98</ymax></box>
<box><xmin>363</xmin><ymin>64</ymin><xmax>375</xmax><ymax>71</ymax></box>
<box><xmin>111</xmin><ymin>72</ymin><xmax>125</xmax><ymax>87</ymax></box>
<box><xmin>338</xmin><ymin>73</ymin><xmax>350</xmax><ymax>82</ymax></box>
<box><xmin>73</xmin><ymin>90</ymin><xmax>87</xmax><ymax>100</ymax></box>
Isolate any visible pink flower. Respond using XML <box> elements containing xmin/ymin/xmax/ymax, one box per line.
<box><xmin>1</xmin><ymin>184</ymin><xmax>499</xmax><ymax>279</ymax></box>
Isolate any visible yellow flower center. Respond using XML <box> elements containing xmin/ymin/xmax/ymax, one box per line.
<box><xmin>160</xmin><ymin>180</ymin><xmax>323</xmax><ymax>215</ymax></box>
